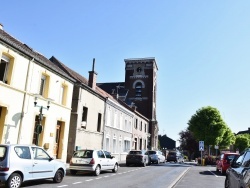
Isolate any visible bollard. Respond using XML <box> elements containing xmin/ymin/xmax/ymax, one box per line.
<box><xmin>202</xmin><ymin>159</ymin><xmax>205</xmax><ymax>166</ymax></box>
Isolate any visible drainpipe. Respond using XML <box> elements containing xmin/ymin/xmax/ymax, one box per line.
<box><xmin>101</xmin><ymin>97</ymin><xmax>108</xmax><ymax>150</ymax></box>
<box><xmin>17</xmin><ymin>58</ymin><xmax>34</xmax><ymax>144</ymax></box>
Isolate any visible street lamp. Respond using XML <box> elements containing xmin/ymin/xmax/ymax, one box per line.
<box><xmin>33</xmin><ymin>94</ymin><xmax>52</xmax><ymax>146</ymax></box>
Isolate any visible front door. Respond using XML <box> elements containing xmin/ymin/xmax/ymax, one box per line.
<box><xmin>53</xmin><ymin>124</ymin><xmax>61</xmax><ymax>158</ymax></box>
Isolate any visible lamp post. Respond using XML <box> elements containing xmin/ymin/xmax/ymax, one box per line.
<box><xmin>33</xmin><ymin>95</ymin><xmax>52</xmax><ymax>146</ymax></box>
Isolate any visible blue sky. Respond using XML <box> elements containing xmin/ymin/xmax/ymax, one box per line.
<box><xmin>1</xmin><ymin>1</ymin><xmax>250</xmax><ymax>144</ymax></box>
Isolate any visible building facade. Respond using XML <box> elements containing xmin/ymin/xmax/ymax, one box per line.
<box><xmin>0</xmin><ymin>25</ymin><xmax>74</xmax><ymax>162</ymax></box>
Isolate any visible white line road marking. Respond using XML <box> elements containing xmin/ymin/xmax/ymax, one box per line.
<box><xmin>208</xmin><ymin>169</ymin><xmax>223</xmax><ymax>177</ymax></box>
<box><xmin>104</xmin><ymin>176</ymin><xmax>109</xmax><ymax>178</ymax></box>
<box><xmin>86</xmin><ymin>179</ymin><xmax>94</xmax><ymax>182</ymax></box>
<box><xmin>96</xmin><ymin>177</ymin><xmax>102</xmax><ymax>179</ymax></box>
<box><xmin>57</xmin><ymin>185</ymin><xmax>68</xmax><ymax>187</ymax></box>
<box><xmin>73</xmin><ymin>182</ymin><xmax>82</xmax><ymax>184</ymax></box>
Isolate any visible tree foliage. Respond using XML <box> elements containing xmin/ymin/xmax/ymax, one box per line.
<box><xmin>234</xmin><ymin>134</ymin><xmax>249</xmax><ymax>152</ymax></box>
<box><xmin>218</xmin><ymin>126</ymin><xmax>235</xmax><ymax>149</ymax></box>
<box><xmin>178</xmin><ymin>129</ymin><xmax>199</xmax><ymax>160</ymax></box>
<box><xmin>188</xmin><ymin>106</ymin><xmax>228</xmax><ymax>147</ymax></box>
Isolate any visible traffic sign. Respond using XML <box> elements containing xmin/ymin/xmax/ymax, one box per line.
<box><xmin>199</xmin><ymin>141</ymin><xmax>204</xmax><ymax>151</ymax></box>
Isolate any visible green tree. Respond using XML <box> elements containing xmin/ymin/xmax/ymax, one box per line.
<box><xmin>218</xmin><ymin>126</ymin><xmax>235</xmax><ymax>149</ymax></box>
<box><xmin>188</xmin><ymin>106</ymin><xmax>227</xmax><ymax>148</ymax></box>
<box><xmin>234</xmin><ymin>134</ymin><xmax>249</xmax><ymax>152</ymax></box>
<box><xmin>178</xmin><ymin>129</ymin><xmax>199</xmax><ymax>160</ymax></box>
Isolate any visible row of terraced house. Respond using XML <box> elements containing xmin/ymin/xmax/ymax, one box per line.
<box><xmin>0</xmin><ymin>24</ymin><xmax>159</xmax><ymax>163</ymax></box>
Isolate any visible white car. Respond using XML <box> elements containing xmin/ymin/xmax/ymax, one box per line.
<box><xmin>69</xmin><ymin>149</ymin><xmax>119</xmax><ymax>176</ymax></box>
<box><xmin>146</xmin><ymin>150</ymin><xmax>166</xmax><ymax>164</ymax></box>
<box><xmin>0</xmin><ymin>144</ymin><xmax>66</xmax><ymax>188</ymax></box>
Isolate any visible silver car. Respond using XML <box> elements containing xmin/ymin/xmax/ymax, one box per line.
<box><xmin>0</xmin><ymin>144</ymin><xmax>66</xmax><ymax>188</ymax></box>
<box><xmin>69</xmin><ymin>149</ymin><xmax>119</xmax><ymax>176</ymax></box>
<box><xmin>146</xmin><ymin>150</ymin><xmax>166</xmax><ymax>164</ymax></box>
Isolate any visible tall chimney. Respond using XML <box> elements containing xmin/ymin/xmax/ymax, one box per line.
<box><xmin>88</xmin><ymin>58</ymin><xmax>98</xmax><ymax>90</ymax></box>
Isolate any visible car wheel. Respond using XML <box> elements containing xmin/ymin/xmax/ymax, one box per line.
<box><xmin>53</xmin><ymin>169</ymin><xmax>64</xmax><ymax>183</ymax></box>
<box><xmin>112</xmin><ymin>163</ymin><xmax>118</xmax><ymax>173</ymax></box>
<box><xmin>225</xmin><ymin>176</ymin><xmax>230</xmax><ymax>188</ymax></box>
<box><xmin>6</xmin><ymin>173</ymin><xmax>22</xmax><ymax>188</ymax></box>
<box><xmin>70</xmin><ymin>170</ymin><xmax>78</xmax><ymax>175</ymax></box>
<box><xmin>126</xmin><ymin>162</ymin><xmax>130</xmax><ymax>166</ymax></box>
<box><xmin>94</xmin><ymin>165</ymin><xmax>101</xmax><ymax>176</ymax></box>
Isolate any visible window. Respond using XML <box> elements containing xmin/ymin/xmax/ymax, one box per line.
<box><xmin>140</xmin><ymin>121</ymin><xmax>142</xmax><ymax>131</ymax></box>
<box><xmin>113</xmin><ymin>137</ymin><xmax>117</xmax><ymax>153</ymax></box>
<box><xmin>144</xmin><ymin>123</ymin><xmax>147</xmax><ymax>132</ymax></box>
<box><xmin>0</xmin><ymin>54</ymin><xmax>13</xmax><ymax>84</ymax></box>
<box><xmin>135</xmin><ymin>82</ymin><xmax>142</xmax><ymax>97</ymax></box>
<box><xmin>39</xmin><ymin>74</ymin><xmax>50</xmax><ymax>97</ymax></box>
<box><xmin>106</xmin><ymin>138</ymin><xmax>110</xmax><ymax>151</ymax></box>
<box><xmin>97</xmin><ymin>150</ymin><xmax>105</xmax><ymax>158</ymax></box>
<box><xmin>135</xmin><ymin>119</ymin><xmax>138</xmax><ymax>129</ymax></box>
<box><xmin>82</xmin><ymin>107</ymin><xmax>88</xmax><ymax>122</ymax></box>
<box><xmin>59</xmin><ymin>84</ymin><xmax>67</xmax><ymax>105</ymax></box>
<box><xmin>124</xmin><ymin>140</ymin><xmax>130</xmax><ymax>152</ymax></box>
<box><xmin>31</xmin><ymin>147</ymin><xmax>50</xmax><ymax>160</ymax></box>
<box><xmin>242</xmin><ymin>152</ymin><xmax>250</xmax><ymax>167</ymax></box>
<box><xmin>97</xmin><ymin>113</ymin><xmax>102</xmax><ymax>132</ymax></box>
<box><xmin>14</xmin><ymin>146</ymin><xmax>31</xmax><ymax>159</ymax></box>
<box><xmin>104</xmin><ymin>151</ymin><xmax>112</xmax><ymax>159</ymax></box>
<box><xmin>114</xmin><ymin>110</ymin><xmax>117</xmax><ymax>128</ymax></box>
<box><xmin>39</xmin><ymin>75</ymin><xmax>46</xmax><ymax>96</ymax></box>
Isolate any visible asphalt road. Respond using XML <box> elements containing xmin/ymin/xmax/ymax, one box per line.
<box><xmin>0</xmin><ymin>162</ymin><xmax>226</xmax><ymax>188</ymax></box>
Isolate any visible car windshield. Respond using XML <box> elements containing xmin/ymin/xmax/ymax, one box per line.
<box><xmin>73</xmin><ymin>150</ymin><xmax>93</xmax><ymax>158</ymax></box>
<box><xmin>129</xmin><ymin>151</ymin><xmax>142</xmax><ymax>155</ymax></box>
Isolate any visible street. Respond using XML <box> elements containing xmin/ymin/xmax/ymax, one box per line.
<box><xmin>0</xmin><ymin>162</ymin><xmax>226</xmax><ymax>188</ymax></box>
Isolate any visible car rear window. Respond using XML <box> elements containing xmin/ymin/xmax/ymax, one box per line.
<box><xmin>129</xmin><ymin>151</ymin><xmax>142</xmax><ymax>155</ymax></box>
<box><xmin>226</xmin><ymin>154</ymin><xmax>239</xmax><ymax>161</ymax></box>
<box><xmin>0</xmin><ymin>146</ymin><xmax>6</xmax><ymax>161</ymax></box>
<box><xmin>169</xmin><ymin>152</ymin><xmax>176</xmax><ymax>155</ymax></box>
<box><xmin>73</xmin><ymin>150</ymin><xmax>93</xmax><ymax>158</ymax></box>
<box><xmin>148</xmin><ymin>151</ymin><xmax>156</xmax><ymax>154</ymax></box>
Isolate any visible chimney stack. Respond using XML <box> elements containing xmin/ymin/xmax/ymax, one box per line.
<box><xmin>0</xmin><ymin>23</ymin><xmax>3</xmax><ymax>30</ymax></box>
<box><xmin>88</xmin><ymin>58</ymin><xmax>98</xmax><ymax>90</ymax></box>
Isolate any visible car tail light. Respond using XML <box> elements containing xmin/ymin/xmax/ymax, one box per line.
<box><xmin>89</xmin><ymin>158</ymin><xmax>95</xmax><ymax>165</ymax></box>
<box><xmin>0</xmin><ymin>167</ymin><xmax>9</xmax><ymax>171</ymax></box>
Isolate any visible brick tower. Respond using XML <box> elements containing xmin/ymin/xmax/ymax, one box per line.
<box><xmin>124</xmin><ymin>58</ymin><xmax>159</xmax><ymax>149</ymax></box>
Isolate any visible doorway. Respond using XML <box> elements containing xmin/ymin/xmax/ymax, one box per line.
<box><xmin>53</xmin><ymin>121</ymin><xmax>65</xmax><ymax>159</ymax></box>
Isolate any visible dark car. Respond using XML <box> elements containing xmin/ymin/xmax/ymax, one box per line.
<box><xmin>167</xmin><ymin>151</ymin><xmax>184</xmax><ymax>163</ymax></box>
<box><xmin>216</xmin><ymin>152</ymin><xmax>239</xmax><ymax>174</ymax></box>
<box><xmin>126</xmin><ymin>150</ymin><xmax>149</xmax><ymax>167</ymax></box>
<box><xmin>225</xmin><ymin>149</ymin><xmax>250</xmax><ymax>188</ymax></box>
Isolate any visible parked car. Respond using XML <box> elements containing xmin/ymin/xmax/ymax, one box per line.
<box><xmin>146</xmin><ymin>150</ymin><xmax>166</xmax><ymax>164</ymax></box>
<box><xmin>216</xmin><ymin>152</ymin><xmax>240</xmax><ymax>174</ymax></box>
<box><xmin>0</xmin><ymin>144</ymin><xmax>66</xmax><ymax>188</ymax></box>
<box><xmin>126</xmin><ymin>150</ymin><xmax>149</xmax><ymax>167</ymax></box>
<box><xmin>225</xmin><ymin>149</ymin><xmax>250</xmax><ymax>187</ymax></box>
<box><xmin>69</xmin><ymin>149</ymin><xmax>118</xmax><ymax>176</ymax></box>
<box><xmin>167</xmin><ymin>151</ymin><xmax>184</xmax><ymax>163</ymax></box>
